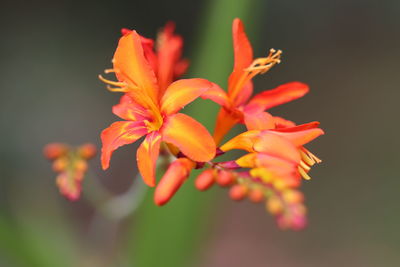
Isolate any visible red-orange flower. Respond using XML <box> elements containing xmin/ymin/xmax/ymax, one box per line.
<box><xmin>99</xmin><ymin>30</ymin><xmax>217</xmax><ymax>187</ymax></box>
<box><xmin>206</xmin><ymin>18</ymin><xmax>310</xmax><ymax>144</ymax></box>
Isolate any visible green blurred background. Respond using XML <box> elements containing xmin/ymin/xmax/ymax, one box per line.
<box><xmin>1</xmin><ymin>0</ymin><xmax>400</xmax><ymax>266</ymax></box>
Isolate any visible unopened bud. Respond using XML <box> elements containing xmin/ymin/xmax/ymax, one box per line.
<box><xmin>74</xmin><ymin>159</ymin><xmax>88</xmax><ymax>174</ymax></box>
<box><xmin>282</xmin><ymin>190</ymin><xmax>304</xmax><ymax>204</ymax></box>
<box><xmin>195</xmin><ymin>169</ymin><xmax>215</xmax><ymax>191</ymax></box>
<box><xmin>266</xmin><ymin>196</ymin><xmax>284</xmax><ymax>215</ymax></box>
<box><xmin>216</xmin><ymin>170</ymin><xmax>234</xmax><ymax>186</ymax></box>
<box><xmin>154</xmin><ymin>158</ymin><xmax>194</xmax><ymax>206</ymax></box>
<box><xmin>78</xmin><ymin>143</ymin><xmax>97</xmax><ymax>159</ymax></box>
<box><xmin>52</xmin><ymin>157</ymin><xmax>68</xmax><ymax>172</ymax></box>
<box><xmin>229</xmin><ymin>184</ymin><xmax>247</xmax><ymax>201</ymax></box>
<box><xmin>248</xmin><ymin>188</ymin><xmax>264</xmax><ymax>203</ymax></box>
<box><xmin>44</xmin><ymin>143</ymin><xmax>68</xmax><ymax>160</ymax></box>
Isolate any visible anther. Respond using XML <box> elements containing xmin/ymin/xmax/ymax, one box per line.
<box><xmin>298</xmin><ymin>166</ymin><xmax>312</xmax><ymax>180</ymax></box>
<box><xmin>299</xmin><ymin>160</ymin><xmax>311</xmax><ymax>171</ymax></box>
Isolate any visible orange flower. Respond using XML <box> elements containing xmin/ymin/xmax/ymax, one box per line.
<box><xmin>99</xmin><ymin>30</ymin><xmax>217</xmax><ymax>187</ymax></box>
<box><xmin>213</xmin><ymin>123</ymin><xmax>323</xmax><ymax>230</ymax></box>
<box><xmin>205</xmin><ymin>18</ymin><xmax>310</xmax><ymax>144</ymax></box>
<box><xmin>220</xmin><ymin>122</ymin><xmax>324</xmax><ymax>181</ymax></box>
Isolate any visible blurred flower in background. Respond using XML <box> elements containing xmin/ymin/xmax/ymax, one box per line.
<box><xmin>44</xmin><ymin>143</ymin><xmax>96</xmax><ymax>200</ymax></box>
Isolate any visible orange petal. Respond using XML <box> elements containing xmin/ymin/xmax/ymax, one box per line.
<box><xmin>136</xmin><ymin>131</ymin><xmax>162</xmax><ymax>187</ymax></box>
<box><xmin>213</xmin><ymin>108</ymin><xmax>241</xmax><ymax>145</ymax></box>
<box><xmin>200</xmin><ymin>82</ymin><xmax>229</xmax><ymax>107</ymax></box>
<box><xmin>232</xmin><ymin>80</ymin><xmax>253</xmax><ymax>107</ymax></box>
<box><xmin>161</xmin><ymin>78</ymin><xmax>213</xmax><ymax>115</ymax></box>
<box><xmin>255</xmin><ymin>154</ymin><xmax>299</xmax><ymax>178</ymax></box>
<box><xmin>237</xmin><ymin>153</ymin><xmax>297</xmax><ymax>185</ymax></box>
<box><xmin>101</xmin><ymin>121</ymin><xmax>148</xmax><ymax>170</ymax></box>
<box><xmin>253</xmin><ymin>132</ymin><xmax>301</xmax><ymax>163</ymax></box>
<box><xmin>246</xmin><ymin>82</ymin><xmax>309</xmax><ymax>113</ymax></box>
<box><xmin>162</xmin><ymin>113</ymin><xmax>216</xmax><ymax>162</ymax></box>
<box><xmin>174</xmin><ymin>59</ymin><xmax>189</xmax><ymax>78</ymax></box>
<box><xmin>113</xmin><ymin>31</ymin><xmax>159</xmax><ymax>107</ymax></box>
<box><xmin>228</xmin><ymin>18</ymin><xmax>253</xmax><ymax>98</ymax></box>
<box><xmin>271</xmin><ymin>128</ymin><xmax>324</xmax><ymax>147</ymax></box>
<box><xmin>274</xmin><ymin>116</ymin><xmax>296</xmax><ymax>128</ymax></box>
<box><xmin>244</xmin><ymin>110</ymin><xmax>275</xmax><ymax>130</ymax></box>
<box><xmin>273</xmin><ymin>121</ymin><xmax>320</xmax><ymax>132</ymax></box>
<box><xmin>235</xmin><ymin>153</ymin><xmax>258</xmax><ymax>168</ymax></box>
<box><xmin>220</xmin><ymin>130</ymin><xmax>261</xmax><ymax>152</ymax></box>
<box><xmin>154</xmin><ymin>158</ymin><xmax>195</xmax><ymax>206</ymax></box>
<box><xmin>156</xmin><ymin>22</ymin><xmax>185</xmax><ymax>93</ymax></box>
<box><xmin>119</xmin><ymin>29</ymin><xmax>158</xmax><ymax>77</ymax></box>
<box><xmin>112</xmin><ymin>94</ymin><xmax>151</xmax><ymax>121</ymax></box>
<box><xmin>141</xmin><ymin>36</ymin><xmax>158</xmax><ymax>74</ymax></box>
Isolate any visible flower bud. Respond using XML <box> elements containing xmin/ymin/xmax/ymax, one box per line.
<box><xmin>78</xmin><ymin>143</ymin><xmax>97</xmax><ymax>159</ymax></box>
<box><xmin>56</xmin><ymin>173</ymin><xmax>80</xmax><ymax>201</ymax></box>
<box><xmin>282</xmin><ymin>190</ymin><xmax>304</xmax><ymax>204</ymax></box>
<box><xmin>229</xmin><ymin>184</ymin><xmax>247</xmax><ymax>201</ymax></box>
<box><xmin>195</xmin><ymin>169</ymin><xmax>215</xmax><ymax>191</ymax></box>
<box><xmin>44</xmin><ymin>143</ymin><xmax>68</xmax><ymax>160</ymax></box>
<box><xmin>248</xmin><ymin>188</ymin><xmax>264</xmax><ymax>203</ymax></box>
<box><xmin>154</xmin><ymin>158</ymin><xmax>194</xmax><ymax>206</ymax></box>
<box><xmin>52</xmin><ymin>157</ymin><xmax>68</xmax><ymax>172</ymax></box>
<box><xmin>216</xmin><ymin>170</ymin><xmax>234</xmax><ymax>186</ymax></box>
<box><xmin>74</xmin><ymin>159</ymin><xmax>88</xmax><ymax>174</ymax></box>
<box><xmin>266</xmin><ymin>196</ymin><xmax>283</xmax><ymax>215</ymax></box>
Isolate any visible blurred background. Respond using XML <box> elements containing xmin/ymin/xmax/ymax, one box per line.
<box><xmin>1</xmin><ymin>0</ymin><xmax>400</xmax><ymax>266</ymax></box>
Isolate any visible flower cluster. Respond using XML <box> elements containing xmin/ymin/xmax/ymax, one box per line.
<box><xmin>44</xmin><ymin>143</ymin><xmax>96</xmax><ymax>201</ymax></box>
<box><xmin>99</xmin><ymin>19</ymin><xmax>324</xmax><ymax>230</ymax></box>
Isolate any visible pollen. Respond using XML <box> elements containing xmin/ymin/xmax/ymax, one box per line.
<box><xmin>298</xmin><ymin>166</ymin><xmax>312</xmax><ymax>180</ymax></box>
<box><xmin>245</xmin><ymin>48</ymin><xmax>282</xmax><ymax>75</ymax></box>
<box><xmin>98</xmin><ymin>74</ymin><xmax>128</xmax><ymax>92</ymax></box>
<box><xmin>300</xmin><ymin>148</ymin><xmax>322</xmax><ymax>166</ymax></box>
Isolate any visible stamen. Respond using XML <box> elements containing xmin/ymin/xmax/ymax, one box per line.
<box><xmin>298</xmin><ymin>166</ymin><xmax>312</xmax><ymax>180</ymax></box>
<box><xmin>228</xmin><ymin>48</ymin><xmax>282</xmax><ymax>103</ymax></box>
<box><xmin>299</xmin><ymin>160</ymin><xmax>311</xmax><ymax>171</ymax></box>
<box><xmin>106</xmin><ymin>86</ymin><xmax>128</xmax><ymax>92</ymax></box>
<box><xmin>98</xmin><ymin>74</ymin><xmax>126</xmax><ymax>88</ymax></box>
<box><xmin>300</xmin><ymin>150</ymin><xmax>315</xmax><ymax>166</ymax></box>
<box><xmin>301</xmin><ymin>148</ymin><xmax>322</xmax><ymax>165</ymax></box>
<box><xmin>245</xmin><ymin>49</ymin><xmax>282</xmax><ymax>75</ymax></box>
<box><xmin>104</xmin><ymin>69</ymin><xmax>118</xmax><ymax>74</ymax></box>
